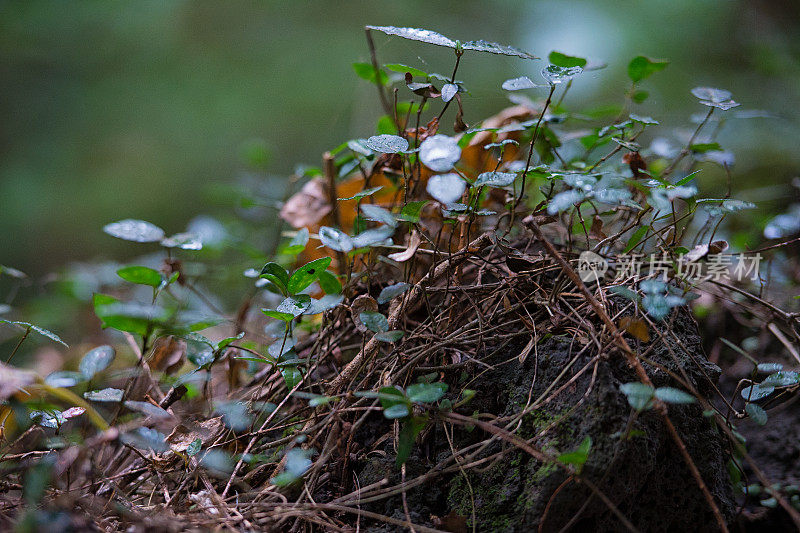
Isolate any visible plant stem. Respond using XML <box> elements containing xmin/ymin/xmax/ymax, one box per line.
<box><xmin>5</xmin><ymin>326</ymin><xmax>30</xmax><ymax>363</ymax></box>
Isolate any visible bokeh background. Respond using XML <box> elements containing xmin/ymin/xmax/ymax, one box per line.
<box><xmin>1</xmin><ymin>0</ymin><xmax>799</xmax><ymax>279</ymax></box>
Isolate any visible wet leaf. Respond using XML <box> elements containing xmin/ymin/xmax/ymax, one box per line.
<box><xmin>79</xmin><ymin>345</ymin><xmax>115</xmax><ymax>379</ymax></box>
<box><xmin>475</xmin><ymin>171</ymin><xmax>516</xmax><ymax>188</ymax></box>
<box><xmin>117</xmin><ymin>266</ymin><xmax>162</xmax><ymax>288</ymax></box>
<box><xmin>1</xmin><ymin>320</ymin><xmax>68</xmax><ymax>347</ymax></box>
<box><xmin>364</xmin><ymin>134</ymin><xmax>409</xmax><ymax>154</ymax></box>
<box><xmin>277</xmin><ymin>295</ymin><xmax>312</xmax><ymax>318</ymax></box>
<box><xmin>103</xmin><ymin>219</ymin><xmax>165</xmax><ymax>243</ymax></box>
<box><xmin>161</xmin><ymin>232</ymin><xmax>202</xmax><ymax>250</ymax></box>
<box><xmin>84</xmin><ymin>388</ymin><xmax>124</xmax><ymax>402</ymax></box>
<box><xmin>360</xmin><ymin>204</ymin><xmax>397</xmax><ymax>227</ymax></box>
<box><xmin>352</xmin><ymin>226</ymin><xmax>394</xmax><ymax>248</ymax></box>
<box><xmin>378</xmin><ymin>282</ymin><xmax>411</xmax><ymax>304</ymax></box>
<box><xmin>547</xmin><ymin>190</ymin><xmax>585</xmax><ymax>214</ymax></box>
<box><xmin>740</xmin><ymin>384</ymin><xmax>775</xmax><ymax>401</ymax></box>
<box><xmin>186</xmin><ymin>438</ymin><xmax>202</xmax><ymax>456</ymax></box>
<box><xmin>319</xmin><ymin>226</ymin><xmax>354</xmax><ymax>252</ymax></box>
<box><xmin>441</xmin><ymin>83</ymin><xmax>458</xmax><ymax>102</ymax></box>
<box><xmin>757</xmin><ymin>363</ymin><xmax>783</xmax><ymax>373</ymax></box>
<box><xmin>627</xmin><ymin>56</ymin><xmax>669</xmax><ymax>83</ymax></box>
<box><xmin>367</xmin><ymin>26</ymin><xmax>456</xmax><ymax>48</ymax></box>
<box><xmin>338</xmin><ymin>186</ymin><xmax>384</xmax><ymax>201</ymax></box>
<box><xmin>427</xmin><ymin>173</ymin><xmax>466</xmax><ymax>205</ymax></box>
<box><xmin>501</xmin><ymin>76</ymin><xmax>540</xmax><ymax>91</ymax></box>
<box><xmin>462</xmin><ymin>39</ymin><xmax>537</xmax><ymax>59</ymax></box>
<box><xmin>541</xmin><ymin>65</ymin><xmax>582</xmax><ymax>85</ymax></box>
<box><xmin>419</xmin><ymin>134</ymin><xmax>461</xmax><ymax>172</ymax></box>
<box><xmin>762</xmin><ymin>371</ymin><xmax>800</xmax><ymax>387</ymax></box>
<box><xmin>691</xmin><ymin>87</ymin><xmax>740</xmax><ymax>110</ymax></box>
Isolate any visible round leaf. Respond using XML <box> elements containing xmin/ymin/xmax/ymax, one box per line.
<box><xmin>475</xmin><ymin>171</ymin><xmax>517</xmax><ymax>188</ymax></box>
<box><xmin>79</xmin><ymin>345</ymin><xmax>115</xmax><ymax>379</ymax></box>
<box><xmin>427</xmin><ymin>173</ymin><xmax>466</xmax><ymax>205</ymax></box>
<box><xmin>319</xmin><ymin>226</ymin><xmax>354</xmax><ymax>253</ymax></box>
<box><xmin>420</xmin><ymin>135</ymin><xmax>461</xmax><ymax>172</ymax></box>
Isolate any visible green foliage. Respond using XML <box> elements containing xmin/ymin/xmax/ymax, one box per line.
<box><xmin>627</xmin><ymin>55</ymin><xmax>669</xmax><ymax>83</ymax></box>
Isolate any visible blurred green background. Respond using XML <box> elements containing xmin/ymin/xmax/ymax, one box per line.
<box><xmin>1</xmin><ymin>0</ymin><xmax>799</xmax><ymax>278</ymax></box>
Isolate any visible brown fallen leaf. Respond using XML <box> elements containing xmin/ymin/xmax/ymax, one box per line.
<box><xmin>0</xmin><ymin>362</ymin><xmax>36</xmax><ymax>401</ymax></box>
<box><xmin>619</xmin><ymin>316</ymin><xmax>650</xmax><ymax>342</ymax></box>
<box><xmin>387</xmin><ymin>230</ymin><xmax>421</xmax><ymax>262</ymax></box>
<box><xmin>167</xmin><ymin>416</ymin><xmax>226</xmax><ymax>453</ymax></box>
<box><xmin>350</xmin><ymin>295</ymin><xmax>379</xmax><ymax>333</ymax></box>
<box><xmin>280</xmin><ymin>178</ymin><xmax>332</xmax><ymax>229</ymax></box>
<box><xmin>149</xmin><ymin>336</ymin><xmax>187</xmax><ymax>375</ymax></box>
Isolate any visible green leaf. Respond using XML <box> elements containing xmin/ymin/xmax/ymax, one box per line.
<box><xmin>624</xmin><ymin>225</ymin><xmax>649</xmax><ymax>253</ymax></box>
<box><xmin>608</xmin><ymin>285</ymin><xmax>641</xmax><ymax>305</ymax></box>
<box><xmin>740</xmin><ymin>384</ymin><xmax>775</xmax><ymax>401</ymax></box>
<box><xmin>384</xmin><ymin>63</ymin><xmax>429</xmax><ymax>77</ymax></box>
<box><xmin>282</xmin><ymin>366</ymin><xmax>302</xmax><ymax>390</ymax></box>
<box><xmin>627</xmin><ymin>56</ymin><xmax>669</xmax><ymax>83</ymax></box>
<box><xmin>352</xmin><ymin>62</ymin><xmax>388</xmax><ymax>85</ymax></box>
<box><xmin>161</xmin><ymin>232</ymin><xmax>202</xmax><ymax>250</ymax></box>
<box><xmin>0</xmin><ymin>320</ymin><xmax>68</xmax><ymax>347</ymax></box>
<box><xmin>79</xmin><ymin>345</ymin><xmax>115</xmax><ymax>379</ymax></box>
<box><xmin>338</xmin><ymin>186</ymin><xmax>384</xmax><ymax>201</ymax></box>
<box><xmin>548</xmin><ymin>51</ymin><xmax>587</xmax><ymax>68</ymax></box>
<box><xmin>306</xmin><ymin>294</ymin><xmax>344</xmax><ymax>314</ymax></box>
<box><xmin>117</xmin><ymin>266</ymin><xmax>162</xmax><ymax>288</ymax></box>
<box><xmin>690</xmin><ymin>142</ymin><xmax>722</xmax><ymax>153</ymax></box>
<box><xmin>395</xmin><ymin>201</ymin><xmax>428</xmax><ymax>223</ymax></box>
<box><xmin>317</xmin><ymin>270</ymin><xmax>342</xmax><ymax>295</ymax></box>
<box><xmin>383</xmin><ymin>404</ymin><xmax>410</xmax><ymax>419</ymax></box>
<box><xmin>420</xmin><ymin>135</ymin><xmax>461</xmax><ymax>173</ymax></box>
<box><xmin>397</xmin><ymin>416</ymin><xmax>428</xmax><ymax>466</ymax></box>
<box><xmin>214</xmin><ymin>401</ymin><xmax>253</xmax><ymax>431</ymax></box>
<box><xmin>375</xmin><ymin>330</ymin><xmax>404</xmax><ymax>343</ymax></box>
<box><xmin>407</xmin><ymin>382</ymin><xmax>448</xmax><ymax>403</ymax></box>
<box><xmin>475</xmin><ymin>171</ymin><xmax>517</xmax><ymax>188</ymax></box>
<box><xmin>378</xmin><ymin>282</ymin><xmax>411</xmax><ymax>304</ymax></box>
<box><xmin>262</xmin><ymin>309</ymin><xmax>295</xmax><ymax>322</ymax></box>
<box><xmin>359</xmin><ymin>311</ymin><xmax>389</xmax><ymax>333</ymax></box>
<box><xmin>216</xmin><ymin>332</ymin><xmax>245</xmax><ymax>351</ymax></box>
<box><xmin>746</xmin><ymin>403</ymin><xmax>768</xmax><ymax>426</ymax></box>
<box><xmin>557</xmin><ymin>436</ymin><xmax>592</xmax><ymax>472</ymax></box>
<box><xmin>655</xmin><ymin>387</ymin><xmax>695</xmax><ymax>404</ymax></box>
<box><xmin>631</xmin><ymin>90</ymin><xmax>649</xmax><ymax>103</ymax></box>
<box><xmin>260</xmin><ymin>262</ymin><xmax>289</xmax><ymax>294</ymax></box>
<box><xmin>103</xmin><ymin>219</ymin><xmax>165</xmax><ymax>243</ymax></box>
<box><xmin>280</xmin><ymin>228</ymin><xmax>309</xmax><ymax>256</ymax></box>
<box><xmin>319</xmin><ymin>226</ymin><xmax>354</xmax><ymax>253</ymax></box>
<box><xmin>620</xmin><ymin>382</ymin><xmax>655</xmax><ymax>411</ymax></box>
<box><xmin>186</xmin><ymin>438</ymin><xmax>202</xmax><ymax>456</ymax></box>
<box><xmin>287</xmin><ymin>257</ymin><xmax>332</xmax><ymax>295</ymax></box>
<box><xmin>84</xmin><ymin>387</ymin><xmax>124</xmax><ymax>402</ymax></box>
<box><xmin>757</xmin><ymin>363</ymin><xmax>783</xmax><ymax>373</ymax></box>
<box><xmin>762</xmin><ymin>371</ymin><xmax>800</xmax><ymax>387</ymax></box>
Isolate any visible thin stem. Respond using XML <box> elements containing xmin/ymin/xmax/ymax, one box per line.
<box><xmin>6</xmin><ymin>326</ymin><xmax>30</xmax><ymax>363</ymax></box>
